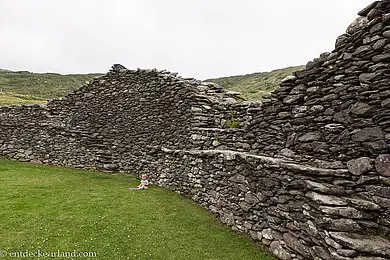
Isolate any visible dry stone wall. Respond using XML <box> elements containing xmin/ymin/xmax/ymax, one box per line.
<box><xmin>1</xmin><ymin>1</ymin><xmax>390</xmax><ymax>259</ymax></box>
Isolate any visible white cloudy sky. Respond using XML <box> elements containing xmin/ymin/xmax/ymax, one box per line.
<box><xmin>0</xmin><ymin>0</ymin><xmax>374</xmax><ymax>79</ymax></box>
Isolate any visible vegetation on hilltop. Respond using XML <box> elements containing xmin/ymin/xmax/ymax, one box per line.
<box><xmin>0</xmin><ymin>70</ymin><xmax>102</xmax><ymax>101</ymax></box>
<box><xmin>0</xmin><ymin>65</ymin><xmax>304</xmax><ymax>105</ymax></box>
<box><xmin>205</xmin><ymin>65</ymin><xmax>304</xmax><ymax>101</ymax></box>
<box><xmin>0</xmin><ymin>92</ymin><xmax>46</xmax><ymax>106</ymax></box>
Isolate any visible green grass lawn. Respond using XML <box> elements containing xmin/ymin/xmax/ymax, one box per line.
<box><xmin>0</xmin><ymin>159</ymin><xmax>274</xmax><ymax>260</ymax></box>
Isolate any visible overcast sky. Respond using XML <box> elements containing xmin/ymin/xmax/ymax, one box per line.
<box><xmin>0</xmin><ymin>0</ymin><xmax>374</xmax><ymax>79</ymax></box>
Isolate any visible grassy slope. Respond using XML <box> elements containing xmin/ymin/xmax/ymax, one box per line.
<box><xmin>205</xmin><ymin>65</ymin><xmax>304</xmax><ymax>101</ymax></box>
<box><xmin>0</xmin><ymin>65</ymin><xmax>304</xmax><ymax>105</ymax></box>
<box><xmin>0</xmin><ymin>159</ymin><xmax>274</xmax><ymax>260</ymax></box>
<box><xmin>0</xmin><ymin>92</ymin><xmax>47</xmax><ymax>106</ymax></box>
<box><xmin>0</xmin><ymin>70</ymin><xmax>101</xmax><ymax>105</ymax></box>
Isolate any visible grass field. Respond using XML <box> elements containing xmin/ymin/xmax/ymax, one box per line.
<box><xmin>0</xmin><ymin>71</ymin><xmax>101</xmax><ymax>99</ymax></box>
<box><xmin>0</xmin><ymin>92</ymin><xmax>47</xmax><ymax>106</ymax></box>
<box><xmin>206</xmin><ymin>65</ymin><xmax>304</xmax><ymax>101</ymax></box>
<box><xmin>0</xmin><ymin>159</ymin><xmax>274</xmax><ymax>260</ymax></box>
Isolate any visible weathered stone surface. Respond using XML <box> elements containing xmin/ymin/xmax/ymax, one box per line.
<box><xmin>345</xmin><ymin>197</ymin><xmax>381</xmax><ymax>211</ymax></box>
<box><xmin>367</xmin><ymin>185</ymin><xmax>390</xmax><ymax>198</ymax></box>
<box><xmin>321</xmin><ymin>218</ymin><xmax>362</xmax><ymax>232</ymax></box>
<box><xmin>358</xmin><ymin>1</ymin><xmax>380</xmax><ymax>16</ymax></box>
<box><xmin>375</xmin><ymin>154</ymin><xmax>390</xmax><ymax>176</ymax></box>
<box><xmin>347</xmin><ymin>17</ymin><xmax>369</xmax><ymax>35</ymax></box>
<box><xmin>347</xmin><ymin>157</ymin><xmax>374</xmax><ymax>175</ymax></box>
<box><xmin>337</xmin><ymin>248</ymin><xmax>358</xmax><ymax>257</ymax></box>
<box><xmin>352</xmin><ymin>127</ymin><xmax>385</xmax><ymax>142</ymax></box>
<box><xmin>269</xmin><ymin>241</ymin><xmax>292</xmax><ymax>260</ymax></box>
<box><xmin>350</xmin><ymin>102</ymin><xmax>374</xmax><ymax>116</ymax></box>
<box><xmin>319</xmin><ymin>206</ymin><xmax>364</xmax><ymax>219</ymax></box>
<box><xmin>381</xmin><ymin>98</ymin><xmax>390</xmax><ymax>108</ymax></box>
<box><xmin>373</xmin><ymin>53</ymin><xmax>390</xmax><ymax>62</ymax></box>
<box><xmin>283</xmin><ymin>95</ymin><xmax>304</xmax><ymax>105</ymax></box>
<box><xmin>0</xmin><ymin>2</ymin><xmax>390</xmax><ymax>260</ymax></box>
<box><xmin>290</xmin><ymin>84</ymin><xmax>307</xmax><ymax>94</ymax></box>
<box><xmin>336</xmin><ymin>34</ymin><xmax>350</xmax><ymax>48</ymax></box>
<box><xmin>298</xmin><ymin>132</ymin><xmax>322</xmax><ymax>142</ymax></box>
<box><xmin>306</xmin><ymin>192</ymin><xmax>347</xmax><ymax>206</ymax></box>
<box><xmin>359</xmin><ymin>73</ymin><xmax>380</xmax><ymax>83</ymax></box>
<box><xmin>283</xmin><ymin>233</ymin><xmax>311</xmax><ymax>258</ymax></box>
<box><xmin>330</xmin><ymin>232</ymin><xmax>390</xmax><ymax>257</ymax></box>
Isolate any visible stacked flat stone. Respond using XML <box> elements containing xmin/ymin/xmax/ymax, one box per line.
<box><xmin>0</xmin><ymin>1</ymin><xmax>390</xmax><ymax>259</ymax></box>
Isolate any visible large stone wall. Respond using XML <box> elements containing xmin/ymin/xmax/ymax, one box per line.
<box><xmin>1</xmin><ymin>1</ymin><xmax>390</xmax><ymax>259</ymax></box>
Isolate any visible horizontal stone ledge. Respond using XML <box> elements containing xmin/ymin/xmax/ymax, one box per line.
<box><xmin>192</xmin><ymin>127</ymin><xmax>246</xmax><ymax>132</ymax></box>
<box><xmin>329</xmin><ymin>232</ymin><xmax>390</xmax><ymax>257</ymax></box>
<box><xmin>160</xmin><ymin>147</ymin><xmax>350</xmax><ymax>177</ymax></box>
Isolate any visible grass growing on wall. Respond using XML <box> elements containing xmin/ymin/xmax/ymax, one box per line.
<box><xmin>0</xmin><ymin>159</ymin><xmax>274</xmax><ymax>260</ymax></box>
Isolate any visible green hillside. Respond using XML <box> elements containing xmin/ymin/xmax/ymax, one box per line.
<box><xmin>0</xmin><ymin>70</ymin><xmax>101</xmax><ymax>101</ymax></box>
<box><xmin>0</xmin><ymin>92</ymin><xmax>47</xmax><ymax>106</ymax></box>
<box><xmin>205</xmin><ymin>65</ymin><xmax>304</xmax><ymax>101</ymax></box>
<box><xmin>0</xmin><ymin>65</ymin><xmax>304</xmax><ymax>106</ymax></box>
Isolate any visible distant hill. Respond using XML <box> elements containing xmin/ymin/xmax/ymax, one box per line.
<box><xmin>0</xmin><ymin>92</ymin><xmax>47</xmax><ymax>106</ymax></box>
<box><xmin>0</xmin><ymin>70</ymin><xmax>102</xmax><ymax>101</ymax></box>
<box><xmin>0</xmin><ymin>65</ymin><xmax>304</xmax><ymax>105</ymax></box>
<box><xmin>205</xmin><ymin>65</ymin><xmax>304</xmax><ymax>101</ymax></box>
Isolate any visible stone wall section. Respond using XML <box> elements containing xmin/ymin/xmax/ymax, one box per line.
<box><xmin>1</xmin><ymin>1</ymin><xmax>390</xmax><ymax>259</ymax></box>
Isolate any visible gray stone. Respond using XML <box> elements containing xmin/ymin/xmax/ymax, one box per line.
<box><xmin>347</xmin><ymin>17</ymin><xmax>369</xmax><ymax>35</ymax></box>
<box><xmin>279</xmin><ymin>148</ymin><xmax>296</xmax><ymax>158</ymax></box>
<box><xmin>283</xmin><ymin>95</ymin><xmax>304</xmax><ymax>105</ymax></box>
<box><xmin>278</xmin><ymin>112</ymin><xmax>291</xmax><ymax>118</ymax></box>
<box><xmin>335</xmin><ymin>34</ymin><xmax>350</xmax><ymax>48</ymax></box>
<box><xmin>307</xmin><ymin>86</ymin><xmax>320</xmax><ymax>94</ymax></box>
<box><xmin>311</xmin><ymin>246</ymin><xmax>331</xmax><ymax>260</ymax></box>
<box><xmin>373</xmin><ymin>53</ymin><xmax>390</xmax><ymax>62</ymax></box>
<box><xmin>359</xmin><ymin>73</ymin><xmax>379</xmax><ymax>83</ymax></box>
<box><xmin>347</xmin><ymin>157</ymin><xmax>374</xmax><ymax>175</ymax></box>
<box><xmin>305</xmin><ymin>180</ymin><xmax>345</xmax><ymax>195</ymax></box>
<box><xmin>352</xmin><ymin>127</ymin><xmax>385</xmax><ymax>142</ymax></box>
<box><xmin>261</xmin><ymin>228</ymin><xmax>274</xmax><ymax>240</ymax></box>
<box><xmin>244</xmin><ymin>193</ymin><xmax>260</xmax><ymax>205</ymax></box>
<box><xmin>283</xmin><ymin>232</ymin><xmax>311</xmax><ymax>258</ymax></box>
<box><xmin>324</xmin><ymin>124</ymin><xmax>345</xmax><ymax>133</ymax></box>
<box><xmin>354</xmin><ymin>45</ymin><xmax>372</xmax><ymax>56</ymax></box>
<box><xmin>334</xmin><ymin>110</ymin><xmax>353</xmax><ymax>124</ymax></box>
<box><xmin>306</xmin><ymin>192</ymin><xmax>347</xmax><ymax>206</ymax></box>
<box><xmin>269</xmin><ymin>241</ymin><xmax>292</xmax><ymax>260</ymax></box>
<box><xmin>375</xmin><ymin>154</ymin><xmax>390</xmax><ymax>176</ymax></box>
<box><xmin>358</xmin><ymin>1</ymin><xmax>379</xmax><ymax>16</ymax></box>
<box><xmin>350</xmin><ymin>102</ymin><xmax>374</xmax><ymax>116</ymax></box>
<box><xmin>319</xmin><ymin>206</ymin><xmax>364</xmax><ymax>219</ymax></box>
<box><xmin>355</xmin><ymin>257</ymin><xmax>388</xmax><ymax>260</ymax></box>
<box><xmin>239</xmin><ymin>201</ymin><xmax>251</xmax><ymax>212</ymax></box>
<box><xmin>330</xmin><ymin>232</ymin><xmax>390</xmax><ymax>257</ymax></box>
<box><xmin>381</xmin><ymin>98</ymin><xmax>390</xmax><ymax>108</ymax></box>
<box><xmin>298</xmin><ymin>132</ymin><xmax>322</xmax><ymax>142</ymax></box>
<box><xmin>290</xmin><ymin>84</ymin><xmax>307</xmax><ymax>94</ymax></box>
<box><xmin>345</xmin><ymin>197</ymin><xmax>380</xmax><ymax>210</ymax></box>
<box><xmin>337</xmin><ymin>249</ymin><xmax>358</xmax><ymax>257</ymax></box>
<box><xmin>372</xmin><ymin>196</ymin><xmax>390</xmax><ymax>208</ymax></box>
<box><xmin>372</xmin><ymin>39</ymin><xmax>387</xmax><ymax>50</ymax></box>
<box><xmin>367</xmin><ymin>185</ymin><xmax>390</xmax><ymax>199</ymax></box>
<box><xmin>321</xmin><ymin>218</ymin><xmax>362</xmax><ymax>232</ymax></box>
<box><xmin>309</xmin><ymin>105</ymin><xmax>324</xmax><ymax>115</ymax></box>
<box><xmin>281</xmin><ymin>75</ymin><xmax>297</xmax><ymax>83</ymax></box>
